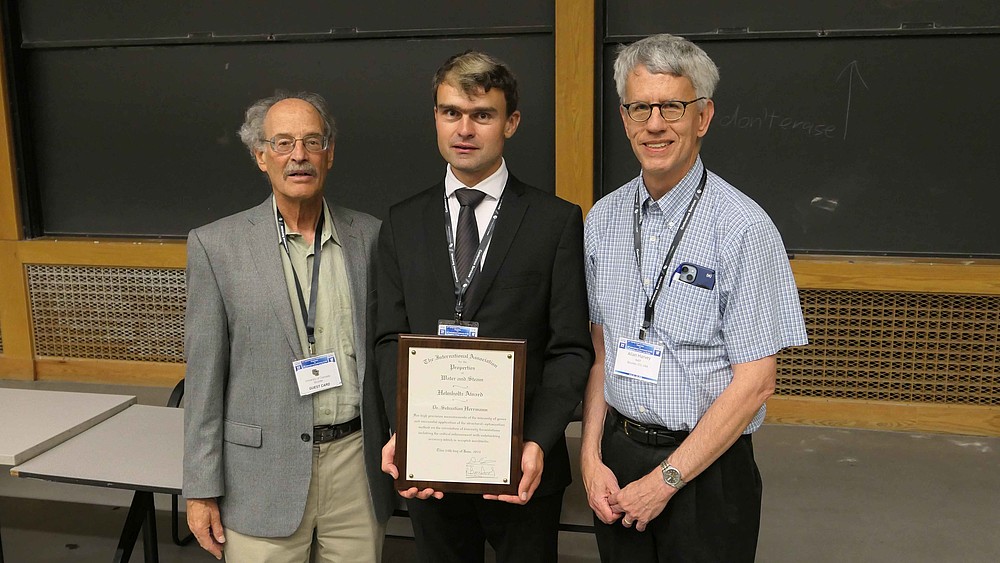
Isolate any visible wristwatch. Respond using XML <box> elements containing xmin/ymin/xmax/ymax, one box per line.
<box><xmin>660</xmin><ymin>460</ymin><xmax>686</xmax><ymax>490</ymax></box>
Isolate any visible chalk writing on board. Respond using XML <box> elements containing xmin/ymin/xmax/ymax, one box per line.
<box><xmin>716</xmin><ymin>105</ymin><xmax>838</xmax><ymax>139</ymax></box>
<box><xmin>836</xmin><ymin>61</ymin><xmax>869</xmax><ymax>140</ymax></box>
<box><xmin>714</xmin><ymin>61</ymin><xmax>869</xmax><ymax>142</ymax></box>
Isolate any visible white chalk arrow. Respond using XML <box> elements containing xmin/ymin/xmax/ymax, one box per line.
<box><xmin>836</xmin><ymin>61</ymin><xmax>869</xmax><ymax>140</ymax></box>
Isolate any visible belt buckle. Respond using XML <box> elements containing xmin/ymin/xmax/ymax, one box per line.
<box><xmin>622</xmin><ymin>418</ymin><xmax>635</xmax><ymax>438</ymax></box>
<box><xmin>313</xmin><ymin>425</ymin><xmax>332</xmax><ymax>444</ymax></box>
<box><xmin>623</xmin><ymin>419</ymin><xmax>648</xmax><ymax>442</ymax></box>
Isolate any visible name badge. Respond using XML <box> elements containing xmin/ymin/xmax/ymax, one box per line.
<box><xmin>612</xmin><ymin>337</ymin><xmax>663</xmax><ymax>383</ymax></box>
<box><xmin>293</xmin><ymin>352</ymin><xmax>342</xmax><ymax>397</ymax></box>
<box><xmin>437</xmin><ymin>319</ymin><xmax>479</xmax><ymax>338</ymax></box>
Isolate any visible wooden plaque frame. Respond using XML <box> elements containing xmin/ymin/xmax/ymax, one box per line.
<box><xmin>395</xmin><ymin>334</ymin><xmax>526</xmax><ymax>495</ymax></box>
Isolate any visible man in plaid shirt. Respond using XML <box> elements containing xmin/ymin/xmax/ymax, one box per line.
<box><xmin>581</xmin><ymin>33</ymin><xmax>808</xmax><ymax>562</ymax></box>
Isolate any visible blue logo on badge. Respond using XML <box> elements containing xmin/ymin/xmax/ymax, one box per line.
<box><xmin>441</xmin><ymin>325</ymin><xmax>476</xmax><ymax>337</ymax></box>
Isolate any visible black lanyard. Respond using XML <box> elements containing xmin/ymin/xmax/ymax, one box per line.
<box><xmin>633</xmin><ymin>167</ymin><xmax>708</xmax><ymax>340</ymax></box>
<box><xmin>277</xmin><ymin>208</ymin><xmax>325</xmax><ymax>356</ymax></box>
<box><xmin>443</xmin><ymin>190</ymin><xmax>504</xmax><ymax>320</ymax></box>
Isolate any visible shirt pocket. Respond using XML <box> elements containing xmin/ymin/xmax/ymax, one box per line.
<box><xmin>660</xmin><ymin>280</ymin><xmax>719</xmax><ymax>345</ymax></box>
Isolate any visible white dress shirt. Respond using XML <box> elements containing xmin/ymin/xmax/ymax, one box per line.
<box><xmin>444</xmin><ymin>159</ymin><xmax>509</xmax><ymax>267</ymax></box>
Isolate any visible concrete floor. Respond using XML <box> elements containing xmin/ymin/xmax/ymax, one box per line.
<box><xmin>2</xmin><ymin>380</ymin><xmax>998</xmax><ymax>562</ymax></box>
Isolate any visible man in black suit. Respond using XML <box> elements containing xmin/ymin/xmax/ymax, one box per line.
<box><xmin>376</xmin><ymin>51</ymin><xmax>593</xmax><ymax>563</ymax></box>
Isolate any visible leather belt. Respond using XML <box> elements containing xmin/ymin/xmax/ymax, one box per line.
<box><xmin>313</xmin><ymin>416</ymin><xmax>361</xmax><ymax>444</ymax></box>
<box><xmin>611</xmin><ymin>409</ymin><xmax>688</xmax><ymax>447</ymax></box>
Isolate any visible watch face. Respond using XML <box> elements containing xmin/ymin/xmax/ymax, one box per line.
<box><xmin>662</xmin><ymin>465</ymin><xmax>683</xmax><ymax>487</ymax></box>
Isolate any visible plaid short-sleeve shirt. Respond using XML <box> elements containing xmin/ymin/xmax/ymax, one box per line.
<box><xmin>585</xmin><ymin>158</ymin><xmax>808</xmax><ymax>433</ymax></box>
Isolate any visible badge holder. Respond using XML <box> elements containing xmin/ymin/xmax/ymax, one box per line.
<box><xmin>293</xmin><ymin>353</ymin><xmax>343</xmax><ymax>396</ymax></box>
<box><xmin>438</xmin><ymin>319</ymin><xmax>480</xmax><ymax>338</ymax></box>
<box><xmin>612</xmin><ymin>337</ymin><xmax>664</xmax><ymax>383</ymax></box>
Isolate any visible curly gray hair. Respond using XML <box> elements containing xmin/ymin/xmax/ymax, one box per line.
<box><xmin>237</xmin><ymin>91</ymin><xmax>337</xmax><ymax>157</ymax></box>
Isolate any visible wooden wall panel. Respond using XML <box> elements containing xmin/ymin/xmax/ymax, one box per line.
<box><xmin>767</xmin><ymin>396</ymin><xmax>1000</xmax><ymax>437</ymax></box>
<box><xmin>16</xmin><ymin>239</ymin><xmax>186</xmax><ymax>268</ymax></box>
<box><xmin>792</xmin><ymin>255</ymin><xmax>1000</xmax><ymax>295</ymax></box>
<box><xmin>0</xmin><ymin>242</ymin><xmax>33</xmax><ymax>380</ymax></box>
<box><xmin>0</xmin><ymin>27</ymin><xmax>20</xmax><ymax>240</ymax></box>
<box><xmin>555</xmin><ymin>0</ymin><xmax>595</xmax><ymax>213</ymax></box>
<box><xmin>34</xmin><ymin>357</ymin><xmax>183</xmax><ymax>387</ymax></box>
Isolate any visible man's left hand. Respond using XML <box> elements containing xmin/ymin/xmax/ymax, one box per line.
<box><xmin>608</xmin><ymin>466</ymin><xmax>676</xmax><ymax>532</ymax></box>
<box><xmin>483</xmin><ymin>441</ymin><xmax>543</xmax><ymax>505</ymax></box>
<box><xmin>381</xmin><ymin>433</ymin><xmax>444</xmax><ymax>500</ymax></box>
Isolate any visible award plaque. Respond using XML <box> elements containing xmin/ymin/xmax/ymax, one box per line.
<box><xmin>395</xmin><ymin>334</ymin><xmax>526</xmax><ymax>495</ymax></box>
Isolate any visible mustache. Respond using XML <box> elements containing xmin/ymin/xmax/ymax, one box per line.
<box><xmin>283</xmin><ymin>163</ymin><xmax>317</xmax><ymax>178</ymax></box>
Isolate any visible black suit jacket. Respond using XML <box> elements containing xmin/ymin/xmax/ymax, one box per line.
<box><xmin>375</xmin><ymin>175</ymin><xmax>593</xmax><ymax>495</ymax></box>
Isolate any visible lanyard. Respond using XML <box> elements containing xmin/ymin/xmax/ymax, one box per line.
<box><xmin>633</xmin><ymin>167</ymin><xmax>707</xmax><ymax>340</ymax></box>
<box><xmin>277</xmin><ymin>209</ymin><xmax>325</xmax><ymax>356</ymax></box>
<box><xmin>442</xmin><ymin>190</ymin><xmax>504</xmax><ymax>320</ymax></box>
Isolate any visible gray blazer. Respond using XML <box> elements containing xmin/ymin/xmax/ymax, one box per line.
<box><xmin>183</xmin><ymin>196</ymin><xmax>395</xmax><ymax>537</ymax></box>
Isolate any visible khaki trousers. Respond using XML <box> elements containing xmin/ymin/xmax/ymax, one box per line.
<box><xmin>224</xmin><ymin>431</ymin><xmax>384</xmax><ymax>562</ymax></box>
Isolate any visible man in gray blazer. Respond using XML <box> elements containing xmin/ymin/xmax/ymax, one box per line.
<box><xmin>183</xmin><ymin>91</ymin><xmax>394</xmax><ymax>562</ymax></box>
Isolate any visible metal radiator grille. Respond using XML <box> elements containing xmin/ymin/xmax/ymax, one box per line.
<box><xmin>777</xmin><ymin>289</ymin><xmax>999</xmax><ymax>406</ymax></box>
<box><xmin>26</xmin><ymin>265</ymin><xmax>186</xmax><ymax>363</ymax></box>
<box><xmin>17</xmin><ymin>264</ymin><xmax>1000</xmax><ymax>408</ymax></box>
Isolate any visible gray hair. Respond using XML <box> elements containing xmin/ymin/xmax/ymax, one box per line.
<box><xmin>237</xmin><ymin>91</ymin><xmax>337</xmax><ymax>155</ymax></box>
<box><xmin>613</xmin><ymin>34</ymin><xmax>720</xmax><ymax>105</ymax></box>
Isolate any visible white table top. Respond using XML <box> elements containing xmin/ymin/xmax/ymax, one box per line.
<box><xmin>11</xmin><ymin>404</ymin><xmax>183</xmax><ymax>494</ymax></box>
<box><xmin>0</xmin><ymin>388</ymin><xmax>136</xmax><ymax>466</ymax></box>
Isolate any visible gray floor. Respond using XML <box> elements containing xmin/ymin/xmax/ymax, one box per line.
<box><xmin>2</xmin><ymin>380</ymin><xmax>999</xmax><ymax>562</ymax></box>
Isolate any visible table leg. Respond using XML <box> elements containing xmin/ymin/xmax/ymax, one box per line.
<box><xmin>113</xmin><ymin>491</ymin><xmax>159</xmax><ymax>563</ymax></box>
<box><xmin>170</xmin><ymin>494</ymin><xmax>194</xmax><ymax>545</ymax></box>
<box><xmin>142</xmin><ymin>493</ymin><xmax>159</xmax><ymax>563</ymax></box>
<box><xmin>1</xmin><ymin>510</ymin><xmax>6</xmax><ymax>563</ymax></box>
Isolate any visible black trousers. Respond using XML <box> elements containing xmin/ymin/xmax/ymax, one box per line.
<box><xmin>406</xmin><ymin>489</ymin><xmax>564</xmax><ymax>563</ymax></box>
<box><xmin>594</xmin><ymin>415</ymin><xmax>762</xmax><ymax>563</ymax></box>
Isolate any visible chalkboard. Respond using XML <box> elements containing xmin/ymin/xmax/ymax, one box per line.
<box><xmin>601</xmin><ymin>33</ymin><xmax>1000</xmax><ymax>257</ymax></box>
<box><xmin>6</xmin><ymin>2</ymin><xmax>553</xmax><ymax>237</ymax></box>
<box><xmin>17</xmin><ymin>36</ymin><xmax>553</xmax><ymax>237</ymax></box>
<box><xmin>19</xmin><ymin>1</ymin><xmax>552</xmax><ymax>45</ymax></box>
<box><xmin>607</xmin><ymin>0</ymin><xmax>1000</xmax><ymax>38</ymax></box>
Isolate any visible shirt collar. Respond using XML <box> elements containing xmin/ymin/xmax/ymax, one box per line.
<box><xmin>444</xmin><ymin>158</ymin><xmax>508</xmax><ymax>201</ymax></box>
<box><xmin>638</xmin><ymin>156</ymin><xmax>705</xmax><ymax>214</ymax></box>
<box><xmin>271</xmin><ymin>195</ymin><xmax>338</xmax><ymax>247</ymax></box>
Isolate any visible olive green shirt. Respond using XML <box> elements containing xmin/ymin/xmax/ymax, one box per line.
<box><xmin>273</xmin><ymin>197</ymin><xmax>360</xmax><ymax>426</ymax></box>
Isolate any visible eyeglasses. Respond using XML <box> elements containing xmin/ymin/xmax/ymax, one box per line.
<box><xmin>261</xmin><ymin>134</ymin><xmax>330</xmax><ymax>154</ymax></box>
<box><xmin>621</xmin><ymin>98</ymin><xmax>707</xmax><ymax>123</ymax></box>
